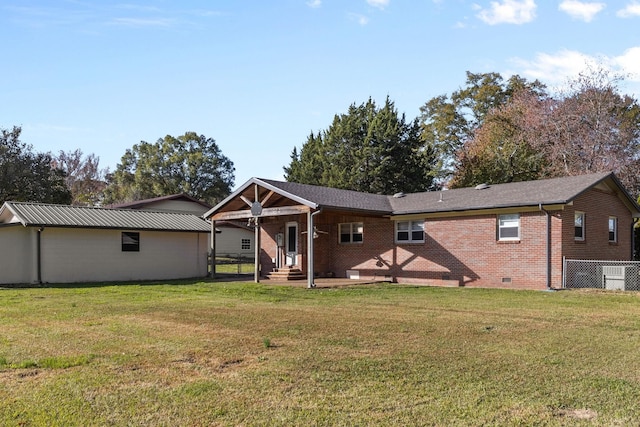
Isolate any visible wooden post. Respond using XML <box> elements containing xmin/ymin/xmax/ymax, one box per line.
<box><xmin>210</xmin><ymin>220</ymin><xmax>216</xmax><ymax>278</ymax></box>
<box><xmin>254</xmin><ymin>184</ymin><xmax>260</xmax><ymax>283</ymax></box>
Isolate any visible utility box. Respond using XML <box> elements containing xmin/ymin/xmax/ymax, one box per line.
<box><xmin>603</xmin><ymin>265</ymin><xmax>626</xmax><ymax>290</ymax></box>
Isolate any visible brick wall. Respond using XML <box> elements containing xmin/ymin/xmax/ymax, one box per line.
<box><xmin>561</xmin><ymin>188</ymin><xmax>633</xmax><ymax>261</ymax></box>
<box><xmin>256</xmin><ymin>187</ymin><xmax>634</xmax><ymax>289</ymax></box>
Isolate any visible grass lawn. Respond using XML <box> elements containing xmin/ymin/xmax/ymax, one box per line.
<box><xmin>1</xmin><ymin>281</ymin><xmax>640</xmax><ymax>426</ymax></box>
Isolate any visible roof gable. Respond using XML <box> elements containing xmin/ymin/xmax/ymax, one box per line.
<box><xmin>204</xmin><ymin>178</ymin><xmax>393</xmax><ymax>219</ymax></box>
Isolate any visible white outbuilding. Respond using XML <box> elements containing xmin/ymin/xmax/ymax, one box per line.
<box><xmin>0</xmin><ymin>201</ymin><xmax>211</xmax><ymax>285</ymax></box>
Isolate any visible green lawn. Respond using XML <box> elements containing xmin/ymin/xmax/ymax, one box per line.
<box><xmin>1</xmin><ymin>281</ymin><xmax>639</xmax><ymax>426</ymax></box>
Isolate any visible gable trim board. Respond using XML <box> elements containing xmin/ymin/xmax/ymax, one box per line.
<box><xmin>205</xmin><ymin>172</ymin><xmax>640</xmax><ymax>289</ymax></box>
<box><xmin>0</xmin><ymin>202</ymin><xmax>210</xmax><ymax>285</ymax></box>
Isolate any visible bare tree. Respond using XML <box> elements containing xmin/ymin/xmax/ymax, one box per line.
<box><xmin>52</xmin><ymin>149</ymin><xmax>108</xmax><ymax>206</ymax></box>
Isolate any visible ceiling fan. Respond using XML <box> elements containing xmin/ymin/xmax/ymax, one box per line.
<box><xmin>301</xmin><ymin>226</ymin><xmax>329</xmax><ymax>239</ymax></box>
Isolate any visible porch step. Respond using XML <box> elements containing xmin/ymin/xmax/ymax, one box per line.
<box><xmin>266</xmin><ymin>267</ymin><xmax>307</xmax><ymax>281</ymax></box>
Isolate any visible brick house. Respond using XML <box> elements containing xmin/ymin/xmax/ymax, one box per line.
<box><xmin>204</xmin><ymin>172</ymin><xmax>640</xmax><ymax>290</ymax></box>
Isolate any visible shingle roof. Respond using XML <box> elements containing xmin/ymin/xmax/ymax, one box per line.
<box><xmin>0</xmin><ymin>202</ymin><xmax>211</xmax><ymax>232</ymax></box>
<box><xmin>205</xmin><ymin>172</ymin><xmax>640</xmax><ymax>219</ymax></box>
<box><xmin>259</xmin><ymin>179</ymin><xmax>393</xmax><ymax>213</ymax></box>
<box><xmin>389</xmin><ymin>172</ymin><xmax>625</xmax><ymax>215</ymax></box>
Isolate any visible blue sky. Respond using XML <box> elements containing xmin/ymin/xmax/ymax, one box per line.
<box><xmin>2</xmin><ymin>0</ymin><xmax>640</xmax><ymax>188</ymax></box>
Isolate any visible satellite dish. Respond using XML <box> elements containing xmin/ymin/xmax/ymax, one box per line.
<box><xmin>250</xmin><ymin>201</ymin><xmax>263</xmax><ymax>216</ymax></box>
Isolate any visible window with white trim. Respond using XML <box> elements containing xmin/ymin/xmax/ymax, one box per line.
<box><xmin>608</xmin><ymin>216</ymin><xmax>617</xmax><ymax>242</ymax></box>
<box><xmin>498</xmin><ymin>214</ymin><xmax>520</xmax><ymax>241</ymax></box>
<box><xmin>574</xmin><ymin>212</ymin><xmax>585</xmax><ymax>241</ymax></box>
<box><xmin>395</xmin><ymin>220</ymin><xmax>425</xmax><ymax>243</ymax></box>
<box><xmin>339</xmin><ymin>222</ymin><xmax>363</xmax><ymax>244</ymax></box>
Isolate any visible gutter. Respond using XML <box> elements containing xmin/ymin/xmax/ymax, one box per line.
<box><xmin>539</xmin><ymin>204</ymin><xmax>552</xmax><ymax>290</ymax></box>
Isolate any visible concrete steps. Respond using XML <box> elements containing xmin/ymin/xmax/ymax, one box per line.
<box><xmin>266</xmin><ymin>267</ymin><xmax>306</xmax><ymax>281</ymax></box>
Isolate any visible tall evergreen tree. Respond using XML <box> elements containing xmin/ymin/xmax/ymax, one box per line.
<box><xmin>285</xmin><ymin>97</ymin><xmax>435</xmax><ymax>194</ymax></box>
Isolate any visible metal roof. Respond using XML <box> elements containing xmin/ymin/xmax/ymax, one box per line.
<box><xmin>106</xmin><ymin>193</ymin><xmax>212</xmax><ymax>211</ymax></box>
<box><xmin>0</xmin><ymin>202</ymin><xmax>211</xmax><ymax>232</ymax></box>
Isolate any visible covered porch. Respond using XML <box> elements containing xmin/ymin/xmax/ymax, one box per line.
<box><xmin>204</xmin><ymin>179</ymin><xmax>323</xmax><ymax>288</ymax></box>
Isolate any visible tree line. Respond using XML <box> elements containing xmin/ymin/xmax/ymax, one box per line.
<box><xmin>2</xmin><ymin>66</ymin><xmax>639</xmax><ymax>211</ymax></box>
<box><xmin>285</xmin><ymin>67</ymin><xmax>640</xmax><ymax>200</ymax></box>
<box><xmin>0</xmin><ymin>129</ymin><xmax>235</xmax><ymax>207</ymax></box>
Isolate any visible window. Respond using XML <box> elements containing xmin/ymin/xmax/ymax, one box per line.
<box><xmin>498</xmin><ymin>214</ymin><xmax>520</xmax><ymax>241</ymax></box>
<box><xmin>122</xmin><ymin>232</ymin><xmax>140</xmax><ymax>252</ymax></box>
<box><xmin>395</xmin><ymin>220</ymin><xmax>425</xmax><ymax>243</ymax></box>
<box><xmin>339</xmin><ymin>222</ymin><xmax>363</xmax><ymax>244</ymax></box>
<box><xmin>241</xmin><ymin>238</ymin><xmax>251</xmax><ymax>250</ymax></box>
<box><xmin>609</xmin><ymin>217</ymin><xmax>617</xmax><ymax>242</ymax></box>
<box><xmin>574</xmin><ymin>212</ymin><xmax>585</xmax><ymax>241</ymax></box>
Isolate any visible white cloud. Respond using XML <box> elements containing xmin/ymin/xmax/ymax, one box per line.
<box><xmin>558</xmin><ymin>1</ymin><xmax>605</xmax><ymax>22</ymax></box>
<box><xmin>367</xmin><ymin>0</ymin><xmax>390</xmax><ymax>10</ymax></box>
<box><xmin>349</xmin><ymin>13</ymin><xmax>369</xmax><ymax>25</ymax></box>
<box><xmin>476</xmin><ymin>0</ymin><xmax>537</xmax><ymax>25</ymax></box>
<box><xmin>510</xmin><ymin>47</ymin><xmax>640</xmax><ymax>93</ymax></box>
<box><xmin>307</xmin><ymin>0</ymin><xmax>322</xmax><ymax>9</ymax></box>
<box><xmin>109</xmin><ymin>17</ymin><xmax>174</xmax><ymax>27</ymax></box>
<box><xmin>510</xmin><ymin>49</ymin><xmax>591</xmax><ymax>84</ymax></box>
<box><xmin>617</xmin><ymin>1</ymin><xmax>640</xmax><ymax>17</ymax></box>
<box><xmin>613</xmin><ymin>47</ymin><xmax>640</xmax><ymax>81</ymax></box>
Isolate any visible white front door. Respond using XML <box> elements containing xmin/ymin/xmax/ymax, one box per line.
<box><xmin>285</xmin><ymin>222</ymin><xmax>298</xmax><ymax>266</ymax></box>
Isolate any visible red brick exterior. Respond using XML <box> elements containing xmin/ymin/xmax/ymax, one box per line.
<box><xmin>257</xmin><ymin>188</ymin><xmax>634</xmax><ymax>290</ymax></box>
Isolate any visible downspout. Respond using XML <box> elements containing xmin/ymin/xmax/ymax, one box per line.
<box><xmin>37</xmin><ymin>227</ymin><xmax>44</xmax><ymax>285</ymax></box>
<box><xmin>307</xmin><ymin>208</ymin><xmax>323</xmax><ymax>289</ymax></box>
<box><xmin>633</xmin><ymin>218</ymin><xmax>639</xmax><ymax>260</ymax></box>
<box><xmin>539</xmin><ymin>204</ymin><xmax>552</xmax><ymax>290</ymax></box>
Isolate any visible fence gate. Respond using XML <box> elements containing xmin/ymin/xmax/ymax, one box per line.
<box><xmin>563</xmin><ymin>258</ymin><xmax>640</xmax><ymax>291</ymax></box>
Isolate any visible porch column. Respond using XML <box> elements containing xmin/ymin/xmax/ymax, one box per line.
<box><xmin>254</xmin><ymin>217</ymin><xmax>261</xmax><ymax>283</ymax></box>
<box><xmin>210</xmin><ymin>220</ymin><xmax>216</xmax><ymax>278</ymax></box>
<box><xmin>307</xmin><ymin>211</ymin><xmax>314</xmax><ymax>288</ymax></box>
<box><xmin>307</xmin><ymin>209</ymin><xmax>321</xmax><ymax>288</ymax></box>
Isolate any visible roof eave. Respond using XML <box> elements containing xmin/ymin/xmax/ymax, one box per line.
<box><xmin>391</xmin><ymin>201</ymin><xmax>571</xmax><ymax>217</ymax></box>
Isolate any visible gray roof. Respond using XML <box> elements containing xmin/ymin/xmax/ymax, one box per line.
<box><xmin>207</xmin><ymin>172</ymin><xmax>640</xmax><ymax>219</ymax></box>
<box><xmin>259</xmin><ymin>179</ymin><xmax>393</xmax><ymax>213</ymax></box>
<box><xmin>106</xmin><ymin>193</ymin><xmax>212</xmax><ymax>211</ymax></box>
<box><xmin>0</xmin><ymin>202</ymin><xmax>211</xmax><ymax>232</ymax></box>
<box><xmin>390</xmin><ymin>172</ymin><xmax>633</xmax><ymax>215</ymax></box>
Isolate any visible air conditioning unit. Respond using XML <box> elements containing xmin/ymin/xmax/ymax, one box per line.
<box><xmin>602</xmin><ymin>265</ymin><xmax>636</xmax><ymax>290</ymax></box>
